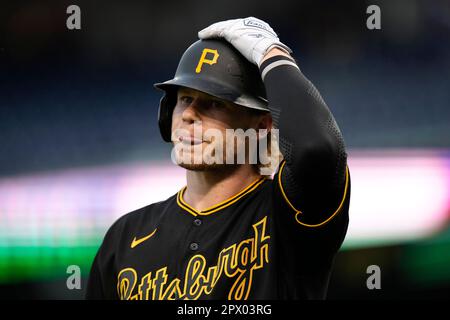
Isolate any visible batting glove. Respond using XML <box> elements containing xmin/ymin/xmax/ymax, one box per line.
<box><xmin>198</xmin><ymin>17</ymin><xmax>292</xmax><ymax>67</ymax></box>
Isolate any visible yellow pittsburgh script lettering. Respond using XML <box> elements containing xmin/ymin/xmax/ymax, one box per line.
<box><xmin>117</xmin><ymin>216</ymin><xmax>270</xmax><ymax>300</ymax></box>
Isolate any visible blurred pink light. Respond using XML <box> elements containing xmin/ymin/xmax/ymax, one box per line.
<box><xmin>345</xmin><ymin>150</ymin><xmax>449</xmax><ymax>247</ymax></box>
<box><xmin>0</xmin><ymin>150</ymin><xmax>449</xmax><ymax>248</ymax></box>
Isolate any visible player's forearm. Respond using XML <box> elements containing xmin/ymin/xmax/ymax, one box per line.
<box><xmin>260</xmin><ymin>53</ymin><xmax>347</xmax><ymax>211</ymax></box>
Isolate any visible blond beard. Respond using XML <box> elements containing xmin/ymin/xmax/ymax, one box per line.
<box><xmin>172</xmin><ymin>141</ymin><xmax>244</xmax><ymax>173</ymax></box>
<box><xmin>177</xmin><ymin>161</ymin><xmax>239</xmax><ymax>173</ymax></box>
<box><xmin>171</xmin><ymin>130</ymin><xmax>262</xmax><ymax>174</ymax></box>
<box><xmin>174</xmin><ymin>148</ymin><xmax>228</xmax><ymax>172</ymax></box>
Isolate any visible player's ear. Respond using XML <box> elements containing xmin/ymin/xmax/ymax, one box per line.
<box><xmin>256</xmin><ymin>112</ymin><xmax>272</xmax><ymax>138</ymax></box>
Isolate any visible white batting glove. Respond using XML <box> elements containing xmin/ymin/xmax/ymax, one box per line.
<box><xmin>198</xmin><ymin>17</ymin><xmax>292</xmax><ymax>67</ymax></box>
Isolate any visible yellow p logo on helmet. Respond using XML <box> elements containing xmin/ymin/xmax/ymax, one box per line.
<box><xmin>195</xmin><ymin>48</ymin><xmax>219</xmax><ymax>73</ymax></box>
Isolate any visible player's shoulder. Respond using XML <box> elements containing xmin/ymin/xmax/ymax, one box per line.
<box><xmin>243</xmin><ymin>175</ymin><xmax>276</xmax><ymax>205</ymax></box>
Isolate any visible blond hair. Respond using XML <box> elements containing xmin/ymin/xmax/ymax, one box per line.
<box><xmin>254</xmin><ymin>127</ymin><xmax>283</xmax><ymax>177</ymax></box>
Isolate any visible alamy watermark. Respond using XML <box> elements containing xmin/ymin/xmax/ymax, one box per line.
<box><xmin>170</xmin><ymin>124</ymin><xmax>281</xmax><ymax>176</ymax></box>
<box><xmin>66</xmin><ymin>5</ymin><xmax>81</xmax><ymax>30</ymax></box>
<box><xmin>366</xmin><ymin>264</ymin><xmax>381</xmax><ymax>290</ymax></box>
<box><xmin>366</xmin><ymin>5</ymin><xmax>381</xmax><ymax>30</ymax></box>
<box><xmin>66</xmin><ymin>265</ymin><xmax>81</xmax><ymax>290</ymax></box>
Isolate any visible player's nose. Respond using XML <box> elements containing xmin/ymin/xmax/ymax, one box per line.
<box><xmin>181</xmin><ymin>99</ymin><xmax>202</xmax><ymax>123</ymax></box>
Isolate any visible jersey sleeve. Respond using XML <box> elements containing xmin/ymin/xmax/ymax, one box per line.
<box><xmin>260</xmin><ymin>55</ymin><xmax>350</xmax><ymax>271</ymax></box>
<box><xmin>85</xmin><ymin>250</ymin><xmax>106</xmax><ymax>299</ymax></box>
<box><xmin>260</xmin><ymin>55</ymin><xmax>349</xmax><ymax>229</ymax></box>
<box><xmin>85</xmin><ymin>221</ymin><xmax>122</xmax><ymax>300</ymax></box>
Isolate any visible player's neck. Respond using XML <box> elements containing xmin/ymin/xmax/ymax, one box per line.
<box><xmin>183</xmin><ymin>164</ymin><xmax>262</xmax><ymax>212</ymax></box>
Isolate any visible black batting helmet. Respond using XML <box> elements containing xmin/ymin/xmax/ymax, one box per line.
<box><xmin>154</xmin><ymin>39</ymin><xmax>269</xmax><ymax>142</ymax></box>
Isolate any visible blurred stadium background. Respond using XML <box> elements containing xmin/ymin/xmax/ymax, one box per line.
<box><xmin>0</xmin><ymin>0</ymin><xmax>449</xmax><ymax>299</ymax></box>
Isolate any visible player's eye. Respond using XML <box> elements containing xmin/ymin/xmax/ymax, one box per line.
<box><xmin>179</xmin><ymin>96</ymin><xmax>193</xmax><ymax>105</ymax></box>
<box><xmin>210</xmin><ymin>100</ymin><xmax>225</xmax><ymax>109</ymax></box>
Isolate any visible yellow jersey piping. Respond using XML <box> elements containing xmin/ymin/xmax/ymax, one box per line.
<box><xmin>278</xmin><ymin>160</ymin><xmax>349</xmax><ymax>227</ymax></box>
<box><xmin>177</xmin><ymin>176</ymin><xmax>267</xmax><ymax>217</ymax></box>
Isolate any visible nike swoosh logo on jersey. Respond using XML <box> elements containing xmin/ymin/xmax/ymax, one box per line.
<box><xmin>131</xmin><ymin>228</ymin><xmax>157</xmax><ymax>249</ymax></box>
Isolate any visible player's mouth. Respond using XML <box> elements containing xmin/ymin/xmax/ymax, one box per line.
<box><xmin>179</xmin><ymin>136</ymin><xmax>207</xmax><ymax>145</ymax></box>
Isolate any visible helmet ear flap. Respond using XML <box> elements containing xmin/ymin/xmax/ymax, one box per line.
<box><xmin>158</xmin><ymin>92</ymin><xmax>177</xmax><ymax>142</ymax></box>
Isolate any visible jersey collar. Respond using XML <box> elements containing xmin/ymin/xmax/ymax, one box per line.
<box><xmin>176</xmin><ymin>176</ymin><xmax>267</xmax><ymax>217</ymax></box>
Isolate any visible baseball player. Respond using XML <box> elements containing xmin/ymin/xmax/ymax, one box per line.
<box><xmin>86</xmin><ymin>17</ymin><xmax>350</xmax><ymax>300</ymax></box>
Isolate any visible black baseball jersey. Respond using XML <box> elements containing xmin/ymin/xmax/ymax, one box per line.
<box><xmin>86</xmin><ymin>162</ymin><xmax>350</xmax><ymax>300</ymax></box>
<box><xmin>86</xmin><ymin>55</ymin><xmax>351</xmax><ymax>300</ymax></box>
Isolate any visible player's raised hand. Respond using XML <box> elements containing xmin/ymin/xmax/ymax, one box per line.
<box><xmin>198</xmin><ymin>17</ymin><xmax>292</xmax><ymax>67</ymax></box>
